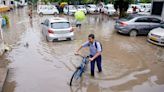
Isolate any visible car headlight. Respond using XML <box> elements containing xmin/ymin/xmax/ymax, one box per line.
<box><xmin>148</xmin><ymin>32</ymin><xmax>152</xmax><ymax>36</ymax></box>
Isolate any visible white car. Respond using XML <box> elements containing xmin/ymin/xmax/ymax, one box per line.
<box><xmin>76</xmin><ymin>5</ymin><xmax>87</xmax><ymax>14</ymax></box>
<box><xmin>37</xmin><ymin>5</ymin><xmax>59</xmax><ymax>16</ymax></box>
<box><xmin>127</xmin><ymin>4</ymin><xmax>140</xmax><ymax>13</ymax></box>
<box><xmin>63</xmin><ymin>5</ymin><xmax>77</xmax><ymax>15</ymax></box>
<box><xmin>86</xmin><ymin>4</ymin><xmax>99</xmax><ymax>14</ymax></box>
<box><xmin>148</xmin><ymin>24</ymin><xmax>164</xmax><ymax>46</ymax></box>
<box><xmin>102</xmin><ymin>4</ymin><xmax>116</xmax><ymax>15</ymax></box>
<box><xmin>41</xmin><ymin>17</ymin><xmax>74</xmax><ymax>42</ymax></box>
<box><xmin>139</xmin><ymin>3</ymin><xmax>151</xmax><ymax>12</ymax></box>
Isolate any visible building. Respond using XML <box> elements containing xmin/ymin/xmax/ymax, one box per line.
<box><xmin>151</xmin><ymin>0</ymin><xmax>164</xmax><ymax>19</ymax></box>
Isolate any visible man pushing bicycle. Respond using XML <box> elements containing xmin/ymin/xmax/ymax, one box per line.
<box><xmin>75</xmin><ymin>34</ymin><xmax>102</xmax><ymax>77</ymax></box>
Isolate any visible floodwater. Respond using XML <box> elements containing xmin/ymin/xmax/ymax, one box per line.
<box><xmin>2</xmin><ymin>7</ymin><xmax>164</xmax><ymax>92</ymax></box>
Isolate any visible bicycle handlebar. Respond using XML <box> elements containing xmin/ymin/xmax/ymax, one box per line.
<box><xmin>75</xmin><ymin>54</ymin><xmax>89</xmax><ymax>58</ymax></box>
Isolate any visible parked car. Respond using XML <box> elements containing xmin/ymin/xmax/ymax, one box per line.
<box><xmin>139</xmin><ymin>3</ymin><xmax>151</xmax><ymax>12</ymax></box>
<box><xmin>102</xmin><ymin>4</ymin><xmax>116</xmax><ymax>16</ymax></box>
<box><xmin>76</xmin><ymin>5</ymin><xmax>87</xmax><ymax>14</ymax></box>
<box><xmin>127</xmin><ymin>4</ymin><xmax>140</xmax><ymax>13</ymax></box>
<box><xmin>63</xmin><ymin>5</ymin><xmax>77</xmax><ymax>15</ymax></box>
<box><xmin>115</xmin><ymin>14</ymin><xmax>162</xmax><ymax>36</ymax></box>
<box><xmin>148</xmin><ymin>24</ymin><xmax>164</xmax><ymax>46</ymax></box>
<box><xmin>41</xmin><ymin>17</ymin><xmax>74</xmax><ymax>42</ymax></box>
<box><xmin>37</xmin><ymin>5</ymin><xmax>59</xmax><ymax>16</ymax></box>
<box><xmin>86</xmin><ymin>4</ymin><xmax>99</xmax><ymax>14</ymax></box>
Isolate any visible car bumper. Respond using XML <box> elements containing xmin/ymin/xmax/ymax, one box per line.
<box><xmin>47</xmin><ymin>32</ymin><xmax>74</xmax><ymax>41</ymax></box>
<box><xmin>147</xmin><ymin>36</ymin><xmax>164</xmax><ymax>46</ymax></box>
<box><xmin>115</xmin><ymin>25</ymin><xmax>130</xmax><ymax>34</ymax></box>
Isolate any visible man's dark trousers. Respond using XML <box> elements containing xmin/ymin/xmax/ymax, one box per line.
<box><xmin>90</xmin><ymin>55</ymin><xmax>102</xmax><ymax>76</ymax></box>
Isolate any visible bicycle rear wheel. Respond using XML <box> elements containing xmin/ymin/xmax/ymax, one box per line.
<box><xmin>70</xmin><ymin>68</ymin><xmax>83</xmax><ymax>86</ymax></box>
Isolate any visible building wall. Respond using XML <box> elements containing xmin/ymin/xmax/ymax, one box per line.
<box><xmin>161</xmin><ymin>2</ymin><xmax>164</xmax><ymax>19</ymax></box>
<box><xmin>152</xmin><ymin>0</ymin><xmax>164</xmax><ymax>19</ymax></box>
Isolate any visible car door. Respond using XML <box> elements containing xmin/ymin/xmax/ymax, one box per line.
<box><xmin>134</xmin><ymin>17</ymin><xmax>151</xmax><ymax>34</ymax></box>
<box><xmin>149</xmin><ymin>17</ymin><xmax>161</xmax><ymax>30</ymax></box>
<box><xmin>64</xmin><ymin>6</ymin><xmax>68</xmax><ymax>14</ymax></box>
<box><xmin>104</xmin><ymin>6</ymin><xmax>108</xmax><ymax>14</ymax></box>
<box><xmin>42</xmin><ymin>6</ymin><xmax>47</xmax><ymax>14</ymax></box>
<box><xmin>49</xmin><ymin>6</ymin><xmax>55</xmax><ymax>14</ymax></box>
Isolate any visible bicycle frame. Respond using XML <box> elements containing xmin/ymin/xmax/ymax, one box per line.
<box><xmin>69</xmin><ymin>55</ymin><xmax>89</xmax><ymax>86</ymax></box>
<box><xmin>77</xmin><ymin>56</ymin><xmax>89</xmax><ymax>77</ymax></box>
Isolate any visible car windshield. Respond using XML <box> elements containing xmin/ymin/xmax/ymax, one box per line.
<box><xmin>69</xmin><ymin>6</ymin><xmax>76</xmax><ymax>10</ymax></box>
<box><xmin>51</xmin><ymin>22</ymin><xmax>70</xmax><ymax>29</ymax></box>
<box><xmin>124</xmin><ymin>14</ymin><xmax>136</xmax><ymax>20</ymax></box>
<box><xmin>78</xmin><ymin>6</ymin><xmax>85</xmax><ymax>9</ymax></box>
<box><xmin>90</xmin><ymin>5</ymin><xmax>96</xmax><ymax>8</ymax></box>
<box><xmin>108</xmin><ymin>6</ymin><xmax>114</xmax><ymax>10</ymax></box>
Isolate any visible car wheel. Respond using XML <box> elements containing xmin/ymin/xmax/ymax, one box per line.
<box><xmin>129</xmin><ymin>30</ymin><xmax>138</xmax><ymax>37</ymax></box>
<box><xmin>54</xmin><ymin>12</ymin><xmax>58</xmax><ymax>16</ymax></box>
<box><xmin>39</xmin><ymin>13</ymin><xmax>43</xmax><ymax>17</ymax></box>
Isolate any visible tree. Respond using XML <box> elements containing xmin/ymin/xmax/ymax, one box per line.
<box><xmin>114</xmin><ymin>0</ymin><xmax>134</xmax><ymax>18</ymax></box>
<box><xmin>140</xmin><ymin>0</ymin><xmax>151</xmax><ymax>3</ymax></box>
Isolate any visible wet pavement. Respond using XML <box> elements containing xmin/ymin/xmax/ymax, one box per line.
<box><xmin>1</xmin><ymin>7</ymin><xmax>164</xmax><ymax>92</ymax></box>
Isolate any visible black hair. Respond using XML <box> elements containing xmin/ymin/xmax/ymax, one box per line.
<box><xmin>88</xmin><ymin>34</ymin><xmax>95</xmax><ymax>39</ymax></box>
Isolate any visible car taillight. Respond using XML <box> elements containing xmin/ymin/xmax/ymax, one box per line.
<box><xmin>120</xmin><ymin>22</ymin><xmax>128</xmax><ymax>26</ymax></box>
<box><xmin>70</xmin><ymin>28</ymin><xmax>74</xmax><ymax>32</ymax></box>
<box><xmin>48</xmin><ymin>29</ymin><xmax>54</xmax><ymax>34</ymax></box>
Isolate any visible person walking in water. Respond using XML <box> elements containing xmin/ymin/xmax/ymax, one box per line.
<box><xmin>75</xmin><ymin>34</ymin><xmax>102</xmax><ymax>77</ymax></box>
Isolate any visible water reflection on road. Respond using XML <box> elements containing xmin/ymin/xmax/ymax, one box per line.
<box><xmin>2</xmin><ymin>7</ymin><xmax>164</xmax><ymax>92</ymax></box>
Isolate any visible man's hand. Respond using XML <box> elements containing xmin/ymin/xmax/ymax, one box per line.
<box><xmin>89</xmin><ymin>58</ymin><xmax>94</xmax><ymax>61</ymax></box>
<box><xmin>74</xmin><ymin>51</ymin><xmax>79</xmax><ymax>55</ymax></box>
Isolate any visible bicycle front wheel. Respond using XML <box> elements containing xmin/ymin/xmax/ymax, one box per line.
<box><xmin>70</xmin><ymin>68</ymin><xmax>83</xmax><ymax>86</ymax></box>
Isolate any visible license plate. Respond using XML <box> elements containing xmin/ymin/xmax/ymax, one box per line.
<box><xmin>59</xmin><ymin>37</ymin><xmax>66</xmax><ymax>40</ymax></box>
<box><xmin>150</xmin><ymin>37</ymin><xmax>157</xmax><ymax>41</ymax></box>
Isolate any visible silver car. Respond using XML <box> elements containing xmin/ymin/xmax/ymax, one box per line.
<box><xmin>41</xmin><ymin>17</ymin><xmax>74</xmax><ymax>42</ymax></box>
<box><xmin>115</xmin><ymin>14</ymin><xmax>162</xmax><ymax>36</ymax></box>
<box><xmin>148</xmin><ymin>24</ymin><xmax>164</xmax><ymax>46</ymax></box>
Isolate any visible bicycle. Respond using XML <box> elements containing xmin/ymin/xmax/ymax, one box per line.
<box><xmin>69</xmin><ymin>54</ymin><xmax>89</xmax><ymax>86</ymax></box>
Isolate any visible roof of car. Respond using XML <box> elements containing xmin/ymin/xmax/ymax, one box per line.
<box><xmin>134</xmin><ymin>15</ymin><xmax>162</xmax><ymax>19</ymax></box>
<box><xmin>49</xmin><ymin>17</ymin><xmax>69</xmax><ymax>23</ymax></box>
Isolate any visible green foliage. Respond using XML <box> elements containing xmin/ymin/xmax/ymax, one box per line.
<box><xmin>140</xmin><ymin>0</ymin><xmax>151</xmax><ymax>3</ymax></box>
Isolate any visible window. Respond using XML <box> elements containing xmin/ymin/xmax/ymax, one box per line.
<box><xmin>149</xmin><ymin>18</ymin><xmax>161</xmax><ymax>23</ymax></box>
<box><xmin>11</xmin><ymin>1</ymin><xmax>14</xmax><ymax>4</ymax></box>
<box><xmin>135</xmin><ymin>17</ymin><xmax>151</xmax><ymax>22</ymax></box>
<box><xmin>125</xmin><ymin>15</ymin><xmax>136</xmax><ymax>20</ymax></box>
<box><xmin>51</xmin><ymin>22</ymin><xmax>70</xmax><ymax>29</ymax></box>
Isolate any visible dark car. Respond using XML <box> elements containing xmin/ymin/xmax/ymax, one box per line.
<box><xmin>115</xmin><ymin>14</ymin><xmax>163</xmax><ymax>36</ymax></box>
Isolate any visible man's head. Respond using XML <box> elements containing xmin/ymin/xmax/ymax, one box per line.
<box><xmin>88</xmin><ymin>34</ymin><xmax>95</xmax><ymax>43</ymax></box>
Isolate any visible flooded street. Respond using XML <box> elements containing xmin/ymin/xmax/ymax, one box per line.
<box><xmin>2</xmin><ymin>7</ymin><xmax>164</xmax><ymax>92</ymax></box>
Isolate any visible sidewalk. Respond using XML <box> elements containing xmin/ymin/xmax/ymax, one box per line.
<box><xmin>0</xmin><ymin>57</ymin><xmax>9</xmax><ymax>92</ymax></box>
<box><xmin>0</xmin><ymin>68</ymin><xmax>8</xmax><ymax>92</ymax></box>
